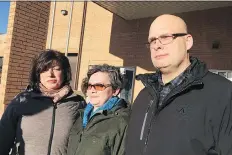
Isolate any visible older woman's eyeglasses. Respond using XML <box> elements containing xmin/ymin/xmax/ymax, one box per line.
<box><xmin>146</xmin><ymin>33</ymin><xmax>188</xmax><ymax>48</ymax></box>
<box><xmin>87</xmin><ymin>83</ymin><xmax>112</xmax><ymax>91</ymax></box>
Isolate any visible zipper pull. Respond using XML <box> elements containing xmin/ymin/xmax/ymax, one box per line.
<box><xmin>53</xmin><ymin>103</ymin><xmax>57</xmax><ymax>109</ymax></box>
<box><xmin>146</xmin><ymin>100</ymin><xmax>153</xmax><ymax>112</ymax></box>
<box><xmin>79</xmin><ymin>130</ymin><xmax>84</xmax><ymax>142</ymax></box>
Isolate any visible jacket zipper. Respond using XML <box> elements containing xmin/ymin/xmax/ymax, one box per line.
<box><xmin>140</xmin><ymin>99</ymin><xmax>154</xmax><ymax>140</ymax></box>
<box><xmin>140</xmin><ymin>80</ymin><xmax>159</xmax><ymax>154</ymax></box>
<box><xmin>47</xmin><ymin>102</ymin><xmax>57</xmax><ymax>155</ymax></box>
<box><xmin>78</xmin><ymin>111</ymin><xmax>84</xmax><ymax>142</ymax></box>
<box><xmin>142</xmin><ymin>99</ymin><xmax>159</xmax><ymax>154</ymax></box>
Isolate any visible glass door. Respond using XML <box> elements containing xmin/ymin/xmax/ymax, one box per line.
<box><xmin>119</xmin><ymin>67</ymin><xmax>136</xmax><ymax>103</ymax></box>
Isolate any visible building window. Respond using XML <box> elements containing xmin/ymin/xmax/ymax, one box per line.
<box><xmin>209</xmin><ymin>69</ymin><xmax>232</xmax><ymax>81</ymax></box>
<box><xmin>0</xmin><ymin>57</ymin><xmax>2</xmax><ymax>71</ymax></box>
<box><xmin>119</xmin><ymin>67</ymin><xmax>136</xmax><ymax>103</ymax></box>
<box><xmin>67</xmin><ymin>53</ymin><xmax>78</xmax><ymax>89</ymax></box>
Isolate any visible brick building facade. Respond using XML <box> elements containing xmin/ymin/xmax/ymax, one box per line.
<box><xmin>0</xmin><ymin>2</ymin><xmax>50</xmax><ymax>112</ymax></box>
<box><xmin>1</xmin><ymin>1</ymin><xmax>232</xmax><ymax>114</ymax></box>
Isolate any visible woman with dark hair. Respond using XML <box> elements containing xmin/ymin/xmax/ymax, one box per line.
<box><xmin>67</xmin><ymin>64</ymin><xmax>131</xmax><ymax>155</ymax></box>
<box><xmin>0</xmin><ymin>49</ymin><xmax>86</xmax><ymax>155</ymax></box>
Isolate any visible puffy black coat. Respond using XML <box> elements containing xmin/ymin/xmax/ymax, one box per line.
<box><xmin>126</xmin><ymin>57</ymin><xmax>232</xmax><ymax>155</ymax></box>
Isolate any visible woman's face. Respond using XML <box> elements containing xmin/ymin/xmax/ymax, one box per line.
<box><xmin>87</xmin><ymin>72</ymin><xmax>119</xmax><ymax>109</ymax></box>
<box><xmin>40</xmin><ymin>64</ymin><xmax>63</xmax><ymax>90</ymax></box>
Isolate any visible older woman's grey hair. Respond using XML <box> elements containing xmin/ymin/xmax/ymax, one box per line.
<box><xmin>81</xmin><ymin>64</ymin><xmax>124</xmax><ymax>95</ymax></box>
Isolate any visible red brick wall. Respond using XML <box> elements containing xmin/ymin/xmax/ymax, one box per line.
<box><xmin>0</xmin><ymin>2</ymin><xmax>51</xmax><ymax>108</ymax></box>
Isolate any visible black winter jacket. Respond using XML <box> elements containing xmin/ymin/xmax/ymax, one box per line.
<box><xmin>126</xmin><ymin>57</ymin><xmax>232</xmax><ymax>155</ymax></box>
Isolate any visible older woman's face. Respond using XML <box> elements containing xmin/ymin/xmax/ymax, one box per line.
<box><xmin>87</xmin><ymin>72</ymin><xmax>119</xmax><ymax>109</ymax></box>
<box><xmin>40</xmin><ymin>65</ymin><xmax>63</xmax><ymax>90</ymax></box>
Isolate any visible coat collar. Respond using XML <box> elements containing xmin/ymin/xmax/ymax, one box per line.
<box><xmin>136</xmin><ymin>56</ymin><xmax>208</xmax><ymax>86</ymax></box>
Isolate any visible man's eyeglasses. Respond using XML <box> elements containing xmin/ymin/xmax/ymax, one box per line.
<box><xmin>87</xmin><ymin>83</ymin><xmax>112</xmax><ymax>91</ymax></box>
<box><xmin>146</xmin><ymin>33</ymin><xmax>188</xmax><ymax>48</ymax></box>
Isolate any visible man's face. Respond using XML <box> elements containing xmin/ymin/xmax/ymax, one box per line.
<box><xmin>148</xmin><ymin>21</ymin><xmax>192</xmax><ymax>73</ymax></box>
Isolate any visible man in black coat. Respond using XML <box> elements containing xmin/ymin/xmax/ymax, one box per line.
<box><xmin>126</xmin><ymin>14</ymin><xmax>232</xmax><ymax>155</ymax></box>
